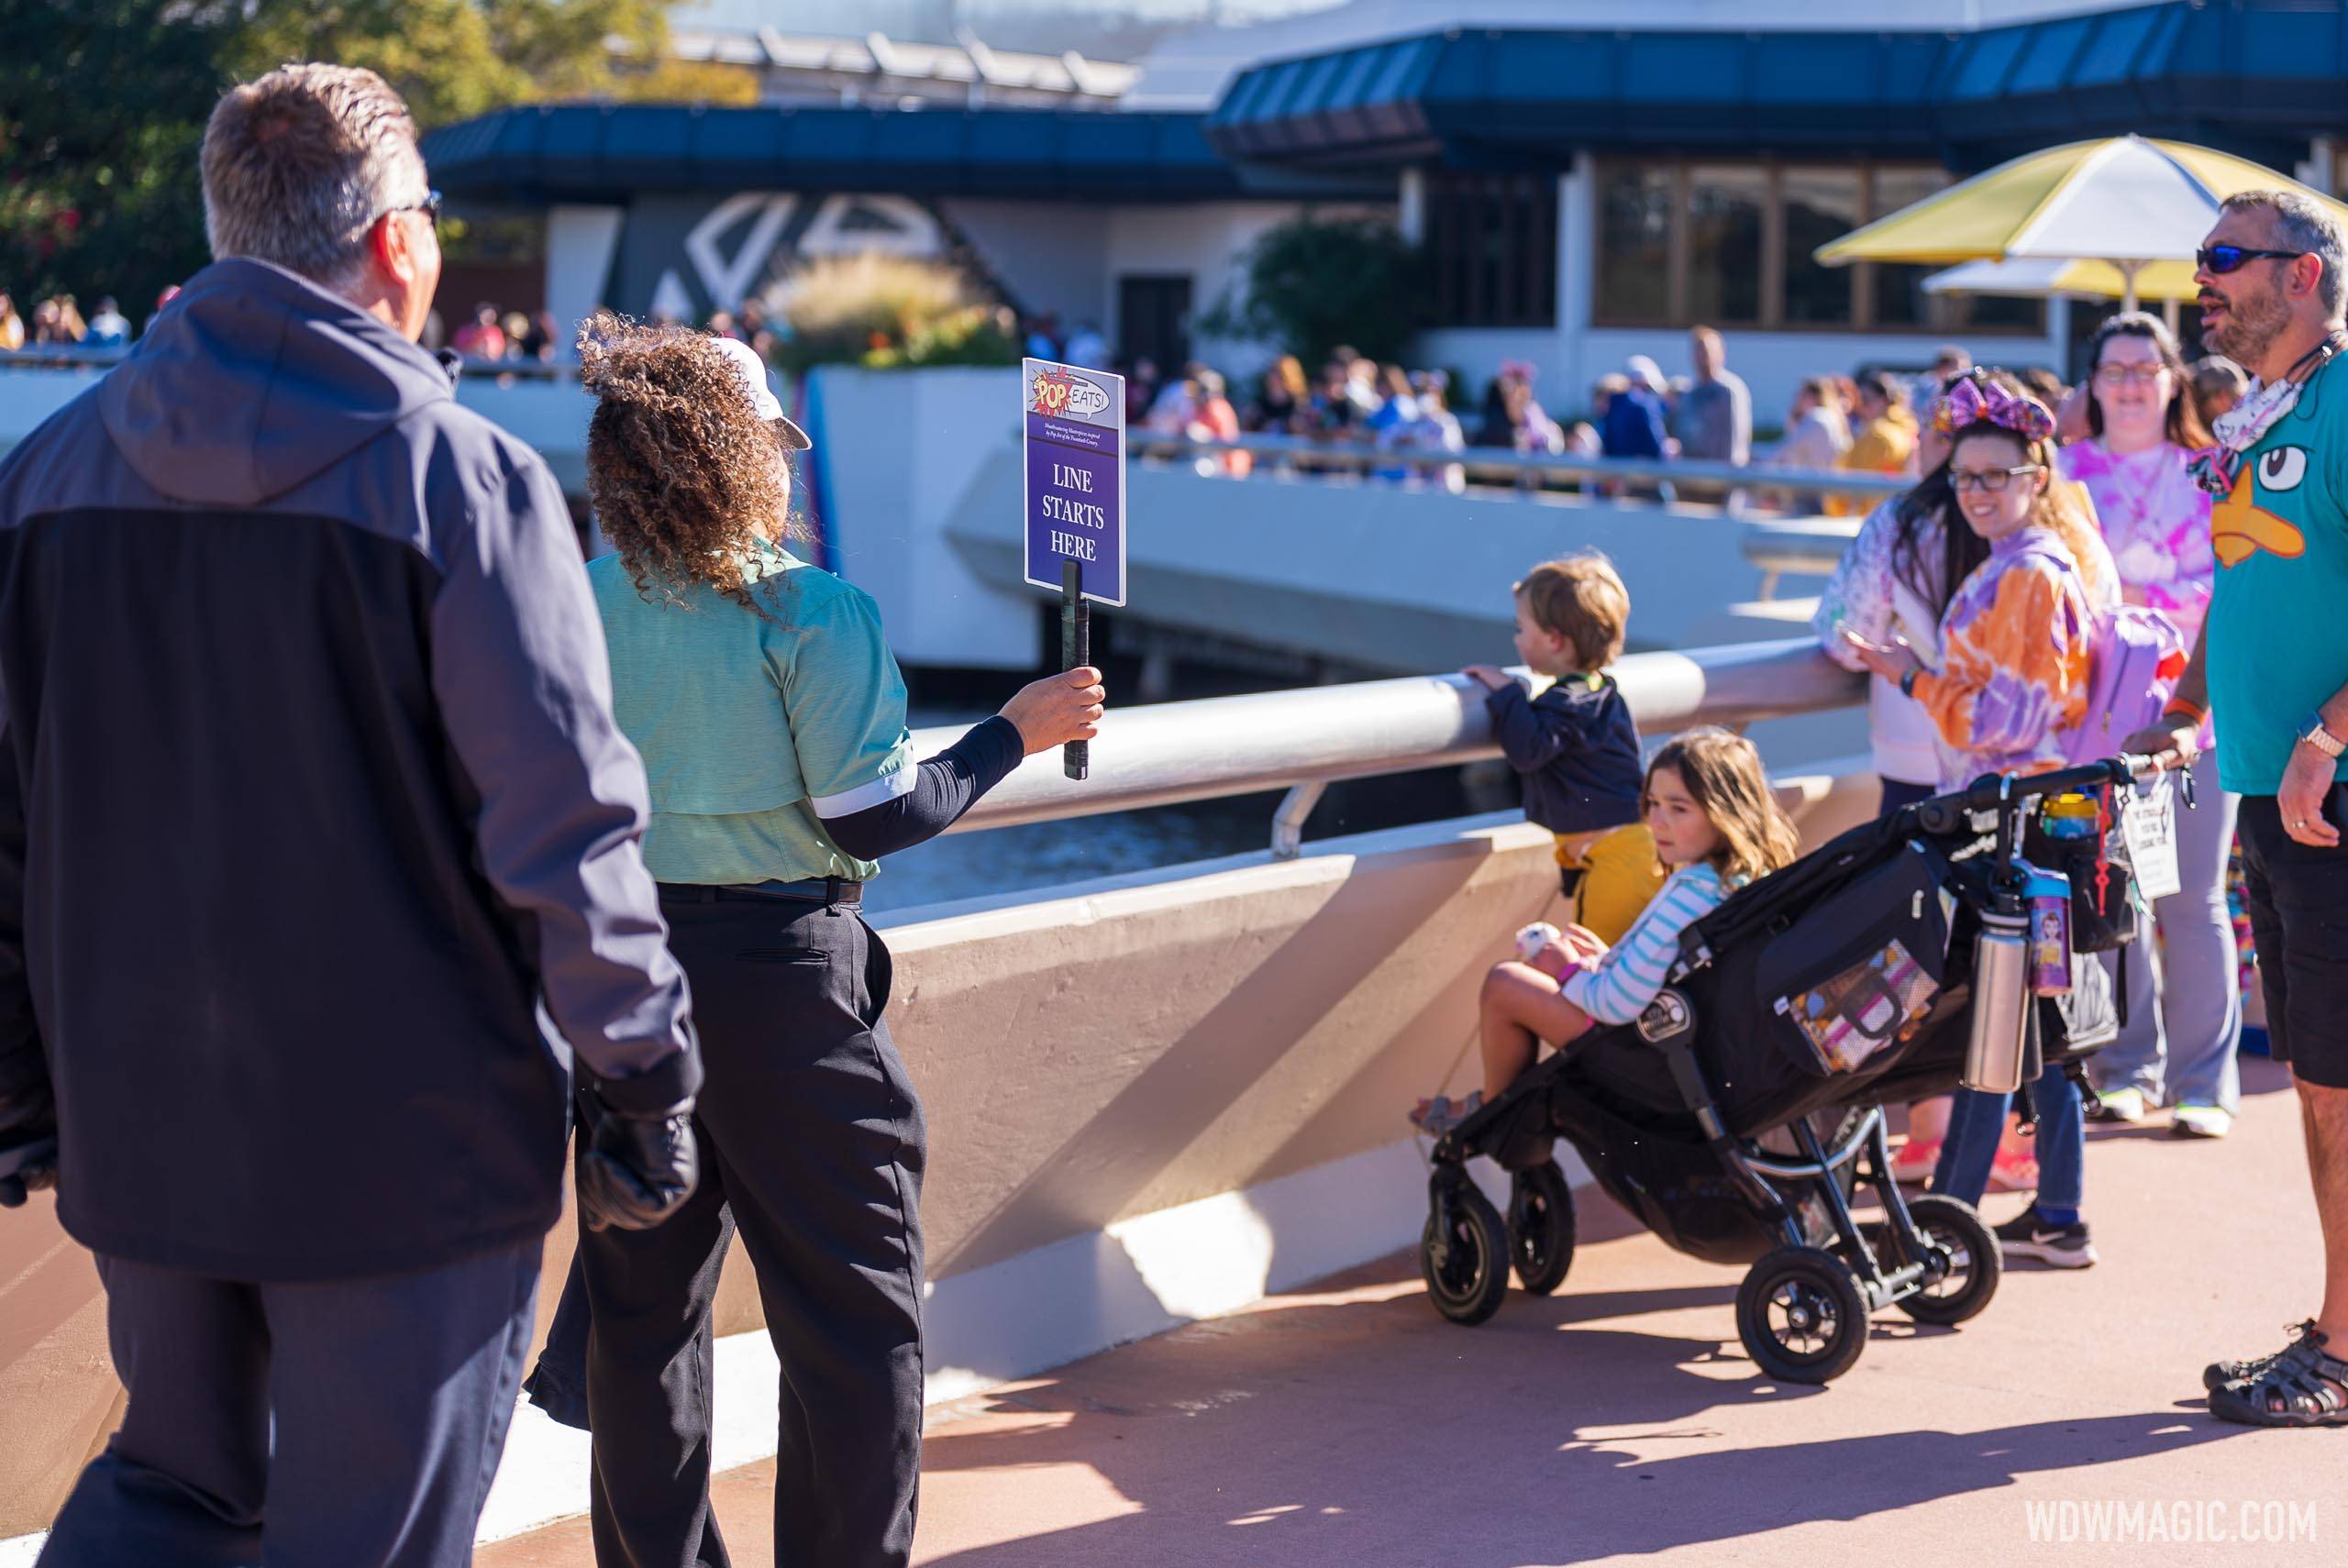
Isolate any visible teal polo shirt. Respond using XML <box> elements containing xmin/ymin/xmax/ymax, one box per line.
<box><xmin>590</xmin><ymin>539</ymin><xmax>915</xmax><ymax>885</ymax></box>
<box><xmin>2206</xmin><ymin>354</ymin><xmax>2348</xmax><ymax>797</ymax></box>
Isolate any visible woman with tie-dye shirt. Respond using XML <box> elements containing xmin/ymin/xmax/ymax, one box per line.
<box><xmin>1844</xmin><ymin>375</ymin><xmax>2115</xmax><ymax>1269</ymax></box>
<box><xmin>2059</xmin><ymin>313</ymin><xmax>2241</xmax><ymax>1140</ymax></box>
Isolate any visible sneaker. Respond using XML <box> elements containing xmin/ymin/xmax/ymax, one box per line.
<box><xmin>1987</xmin><ymin>1148</ymin><xmax>2040</xmax><ymax>1194</ymax></box>
<box><xmin>1993</xmin><ymin>1209</ymin><xmax>2098</xmax><ymax>1268</ymax></box>
<box><xmin>1888</xmin><ymin>1137</ymin><xmax>1941</xmax><ymax>1185</ymax></box>
<box><xmin>2089</xmin><ymin>1087</ymin><xmax>2148</xmax><ymax>1124</ymax></box>
<box><xmin>2173</xmin><ymin>1104</ymin><xmax>2233</xmax><ymax>1140</ymax></box>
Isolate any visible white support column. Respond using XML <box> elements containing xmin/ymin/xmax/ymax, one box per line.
<box><xmin>2046</xmin><ymin>294</ymin><xmax>2073</xmax><ymax>379</ymax></box>
<box><xmin>2301</xmin><ymin>137</ymin><xmax>2339</xmax><ymax>196</ymax></box>
<box><xmin>544</xmin><ymin>205</ymin><xmax>627</xmax><ymax>356</ymax></box>
<box><xmin>1557</xmin><ymin>154</ymin><xmax>1596</xmax><ymax>408</ymax></box>
<box><xmin>1398</xmin><ymin>167</ymin><xmax>1427</xmax><ymax>246</ymax></box>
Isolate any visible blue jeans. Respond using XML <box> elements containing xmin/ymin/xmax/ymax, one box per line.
<box><xmin>1933</xmin><ymin>1059</ymin><xmax>2085</xmax><ymax>1213</ymax></box>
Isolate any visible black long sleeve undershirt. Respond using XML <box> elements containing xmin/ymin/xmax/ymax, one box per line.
<box><xmin>819</xmin><ymin>715</ymin><xmax>1025</xmax><ymax>862</ymax></box>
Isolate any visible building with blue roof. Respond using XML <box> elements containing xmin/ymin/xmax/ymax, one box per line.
<box><xmin>423</xmin><ymin>0</ymin><xmax>2348</xmax><ymax>412</ymax></box>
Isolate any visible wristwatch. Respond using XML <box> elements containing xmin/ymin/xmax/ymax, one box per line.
<box><xmin>2299</xmin><ymin>712</ymin><xmax>2347</xmax><ymax>760</ymax></box>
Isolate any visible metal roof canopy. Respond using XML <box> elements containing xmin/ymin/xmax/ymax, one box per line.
<box><xmin>1202</xmin><ymin>2</ymin><xmax>2348</xmax><ymax>171</ymax></box>
<box><xmin>421</xmin><ymin>104</ymin><xmax>1379</xmax><ymax>204</ymax></box>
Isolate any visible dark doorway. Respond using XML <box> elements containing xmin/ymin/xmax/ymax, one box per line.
<box><xmin>1118</xmin><ymin>274</ymin><xmax>1194</xmax><ymax>371</ymax></box>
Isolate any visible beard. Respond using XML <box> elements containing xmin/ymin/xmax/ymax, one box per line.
<box><xmin>2204</xmin><ymin>276</ymin><xmax>2292</xmax><ymax>370</ymax></box>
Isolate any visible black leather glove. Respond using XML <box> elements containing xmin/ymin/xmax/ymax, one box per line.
<box><xmin>0</xmin><ymin>1081</ymin><xmax>57</xmax><ymax>1209</ymax></box>
<box><xmin>576</xmin><ymin>1092</ymin><xmax>698</xmax><ymax>1232</ymax></box>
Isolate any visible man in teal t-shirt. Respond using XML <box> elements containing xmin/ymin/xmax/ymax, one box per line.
<box><xmin>2134</xmin><ymin>190</ymin><xmax>2348</xmax><ymax>1429</ymax></box>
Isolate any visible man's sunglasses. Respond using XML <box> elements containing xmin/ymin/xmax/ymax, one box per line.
<box><xmin>386</xmin><ymin>190</ymin><xmax>443</xmax><ymax>235</ymax></box>
<box><xmin>2197</xmin><ymin>243</ymin><xmax>2303</xmax><ymax>275</ymax></box>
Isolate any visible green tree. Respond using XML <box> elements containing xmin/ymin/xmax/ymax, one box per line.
<box><xmin>0</xmin><ymin>1</ymin><xmax>241</xmax><ymax>318</ymax></box>
<box><xmin>1202</xmin><ymin>215</ymin><xmax>1432</xmax><ymax>367</ymax></box>
<box><xmin>0</xmin><ymin>0</ymin><xmax>681</xmax><ymax>315</ymax></box>
<box><xmin>229</xmin><ymin>0</ymin><xmax>670</xmax><ymax>129</ymax></box>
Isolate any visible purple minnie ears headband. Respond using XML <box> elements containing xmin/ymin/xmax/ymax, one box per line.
<box><xmin>1931</xmin><ymin>370</ymin><xmax>2055</xmax><ymax>442</ymax></box>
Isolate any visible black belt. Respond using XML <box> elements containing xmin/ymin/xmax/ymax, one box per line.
<box><xmin>656</xmin><ymin>877</ymin><xmax>861</xmax><ymax>907</ymax></box>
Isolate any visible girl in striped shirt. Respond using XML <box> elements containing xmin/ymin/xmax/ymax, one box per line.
<box><xmin>1413</xmin><ymin>729</ymin><xmax>1799</xmax><ymax>1134</ymax></box>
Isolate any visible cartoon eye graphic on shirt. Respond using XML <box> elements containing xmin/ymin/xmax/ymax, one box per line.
<box><xmin>2257</xmin><ymin>446</ymin><xmax>2309</xmax><ymax>492</ymax></box>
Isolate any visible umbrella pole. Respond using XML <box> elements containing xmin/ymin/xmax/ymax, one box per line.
<box><xmin>2120</xmin><ymin>259</ymin><xmax>2143</xmax><ymax>314</ymax></box>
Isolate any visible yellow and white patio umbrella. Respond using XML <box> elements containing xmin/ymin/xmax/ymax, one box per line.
<box><xmin>1920</xmin><ymin>255</ymin><xmax>2202</xmax><ymax>305</ymax></box>
<box><xmin>1817</xmin><ymin>134</ymin><xmax>2348</xmax><ymax>311</ymax></box>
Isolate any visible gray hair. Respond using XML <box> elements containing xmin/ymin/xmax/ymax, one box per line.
<box><xmin>2221</xmin><ymin>189</ymin><xmax>2347</xmax><ymax>319</ymax></box>
<box><xmin>201</xmin><ymin>64</ymin><xmax>429</xmax><ymax>288</ymax></box>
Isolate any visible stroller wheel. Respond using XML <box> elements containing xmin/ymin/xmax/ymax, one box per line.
<box><xmin>1736</xmin><ymin>1247</ymin><xmax>1869</xmax><ymax>1385</ymax></box>
<box><xmin>1420</xmin><ymin>1185</ymin><xmax>1510</xmax><ymax>1326</ymax></box>
<box><xmin>1508</xmin><ymin>1162</ymin><xmax>1577</xmax><ymax>1296</ymax></box>
<box><xmin>1888</xmin><ymin>1194</ymin><xmax>2002</xmax><ymax>1327</ymax></box>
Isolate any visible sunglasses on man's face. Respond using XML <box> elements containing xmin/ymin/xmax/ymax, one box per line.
<box><xmin>2197</xmin><ymin>243</ymin><xmax>2303</xmax><ymax>275</ymax></box>
<box><xmin>385</xmin><ymin>190</ymin><xmax>443</xmax><ymax>236</ymax></box>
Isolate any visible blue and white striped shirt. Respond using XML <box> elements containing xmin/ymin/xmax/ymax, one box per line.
<box><xmin>1563</xmin><ymin>863</ymin><xmax>1736</xmax><ymax>1025</ymax></box>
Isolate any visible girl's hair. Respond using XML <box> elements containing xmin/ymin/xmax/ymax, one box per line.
<box><xmin>1947</xmin><ymin>417</ymin><xmax>2114</xmax><ymax>603</ymax></box>
<box><xmin>1892</xmin><ymin>368</ymin><xmax>2066</xmax><ymax>617</ymax></box>
<box><xmin>2085</xmin><ymin>310</ymin><xmax>2212</xmax><ymax>448</ymax></box>
<box><xmin>577</xmin><ymin>310</ymin><xmax>795</xmax><ymax>614</ymax></box>
<box><xmin>1645</xmin><ymin>727</ymin><xmax>1800</xmax><ymax>884</ymax></box>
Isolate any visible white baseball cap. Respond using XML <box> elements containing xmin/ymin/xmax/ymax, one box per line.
<box><xmin>708</xmin><ymin>334</ymin><xmax>811</xmax><ymax>450</ymax></box>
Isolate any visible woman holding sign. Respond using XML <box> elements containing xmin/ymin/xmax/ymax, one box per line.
<box><xmin>527</xmin><ymin>315</ymin><xmax>1104</xmax><ymax>1568</ymax></box>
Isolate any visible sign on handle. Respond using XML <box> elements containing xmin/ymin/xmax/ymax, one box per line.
<box><xmin>1023</xmin><ymin>358</ymin><xmax>1125</xmax><ymax>780</ymax></box>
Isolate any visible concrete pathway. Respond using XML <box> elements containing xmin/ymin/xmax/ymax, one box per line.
<box><xmin>483</xmin><ymin>1059</ymin><xmax>2339</xmax><ymax>1567</ymax></box>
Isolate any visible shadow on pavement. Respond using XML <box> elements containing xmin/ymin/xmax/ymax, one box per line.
<box><xmin>919</xmin><ymin>1270</ymin><xmax>2250</xmax><ymax>1567</ymax></box>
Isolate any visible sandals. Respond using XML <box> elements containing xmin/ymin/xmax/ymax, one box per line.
<box><xmin>1408</xmin><ymin>1091</ymin><xmax>1484</xmax><ymax>1137</ymax></box>
<box><xmin>2208</xmin><ymin>1330</ymin><xmax>2348</xmax><ymax>1428</ymax></box>
<box><xmin>2204</xmin><ymin>1320</ymin><xmax>2322</xmax><ymax>1393</ymax></box>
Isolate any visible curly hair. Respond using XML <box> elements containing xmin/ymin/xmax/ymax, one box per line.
<box><xmin>578</xmin><ymin>311</ymin><xmax>793</xmax><ymax>614</ymax></box>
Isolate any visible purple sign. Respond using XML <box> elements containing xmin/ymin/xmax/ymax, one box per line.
<box><xmin>1023</xmin><ymin>359</ymin><xmax>1126</xmax><ymax>606</ymax></box>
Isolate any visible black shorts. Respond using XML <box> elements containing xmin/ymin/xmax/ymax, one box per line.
<box><xmin>2238</xmin><ymin>790</ymin><xmax>2348</xmax><ymax>1089</ymax></box>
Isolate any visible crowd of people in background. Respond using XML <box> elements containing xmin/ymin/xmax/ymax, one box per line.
<box><xmin>0</xmin><ymin>291</ymin><xmax>145</xmax><ymax>350</ymax></box>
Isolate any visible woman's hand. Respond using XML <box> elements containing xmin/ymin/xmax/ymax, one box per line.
<box><xmin>1839</xmin><ymin>626</ymin><xmax>1923</xmax><ymax>685</ymax></box>
<box><xmin>999</xmin><ymin>667</ymin><xmax>1107</xmax><ymax>756</ymax></box>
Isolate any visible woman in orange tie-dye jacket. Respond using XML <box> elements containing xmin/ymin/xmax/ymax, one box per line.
<box><xmin>1842</xmin><ymin>371</ymin><xmax>2118</xmax><ymax>1269</ymax></box>
<box><xmin>1842</xmin><ymin>372</ymin><xmax>2117</xmax><ymax>789</ymax></box>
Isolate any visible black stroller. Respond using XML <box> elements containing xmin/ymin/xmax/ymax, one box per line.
<box><xmin>1420</xmin><ymin>757</ymin><xmax>2153</xmax><ymax>1383</ymax></box>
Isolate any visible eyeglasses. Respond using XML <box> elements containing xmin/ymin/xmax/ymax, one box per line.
<box><xmin>2093</xmin><ymin>361</ymin><xmax>2170</xmax><ymax>388</ymax></box>
<box><xmin>2197</xmin><ymin>243</ymin><xmax>2303</xmax><ymax>275</ymax></box>
<box><xmin>1950</xmin><ymin>464</ymin><xmax>2043</xmax><ymax>493</ymax></box>
<box><xmin>384</xmin><ymin>190</ymin><xmax>442</xmax><ymax>235</ymax></box>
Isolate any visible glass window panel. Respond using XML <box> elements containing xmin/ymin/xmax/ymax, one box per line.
<box><xmin>1868</xmin><ymin>166</ymin><xmax>1948</xmax><ymax>329</ymax></box>
<box><xmin>1595</xmin><ymin>162</ymin><xmax>1673</xmax><ymax>323</ymax></box>
<box><xmin>1780</xmin><ymin>167</ymin><xmax>1859</xmax><ymax>326</ymax></box>
<box><xmin>1685</xmin><ymin>165</ymin><xmax>1765</xmax><ymax>326</ymax></box>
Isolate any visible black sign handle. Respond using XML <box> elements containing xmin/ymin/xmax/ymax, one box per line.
<box><xmin>1061</xmin><ymin>558</ymin><xmax>1090</xmax><ymax>780</ymax></box>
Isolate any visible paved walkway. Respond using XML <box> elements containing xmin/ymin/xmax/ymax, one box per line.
<box><xmin>484</xmin><ymin>1059</ymin><xmax>2337</xmax><ymax>1567</ymax></box>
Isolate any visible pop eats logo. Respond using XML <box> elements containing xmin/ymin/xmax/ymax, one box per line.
<box><xmin>1029</xmin><ymin>367</ymin><xmax>1112</xmax><ymax>420</ymax></box>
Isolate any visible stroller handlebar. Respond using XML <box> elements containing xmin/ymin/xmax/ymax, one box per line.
<box><xmin>1911</xmin><ymin>755</ymin><xmax>2155</xmax><ymax>834</ymax></box>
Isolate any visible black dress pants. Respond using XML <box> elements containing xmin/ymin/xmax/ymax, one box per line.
<box><xmin>570</xmin><ymin>891</ymin><xmax>925</xmax><ymax>1568</ymax></box>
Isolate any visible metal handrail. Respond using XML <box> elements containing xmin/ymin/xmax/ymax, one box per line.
<box><xmin>1125</xmin><ymin>430</ymin><xmax>1912</xmax><ymax>502</ymax></box>
<box><xmin>0</xmin><ymin>345</ymin><xmax>572</xmax><ymax>381</ymax></box>
<box><xmin>912</xmin><ymin>637</ymin><xmax>1865</xmax><ymax>854</ymax></box>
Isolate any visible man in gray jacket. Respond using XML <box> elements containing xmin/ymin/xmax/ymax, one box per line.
<box><xmin>0</xmin><ymin>65</ymin><xmax>702</xmax><ymax>1565</ymax></box>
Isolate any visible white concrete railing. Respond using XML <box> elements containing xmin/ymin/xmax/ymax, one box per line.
<box><xmin>912</xmin><ymin>637</ymin><xmax>1865</xmax><ymax>856</ymax></box>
